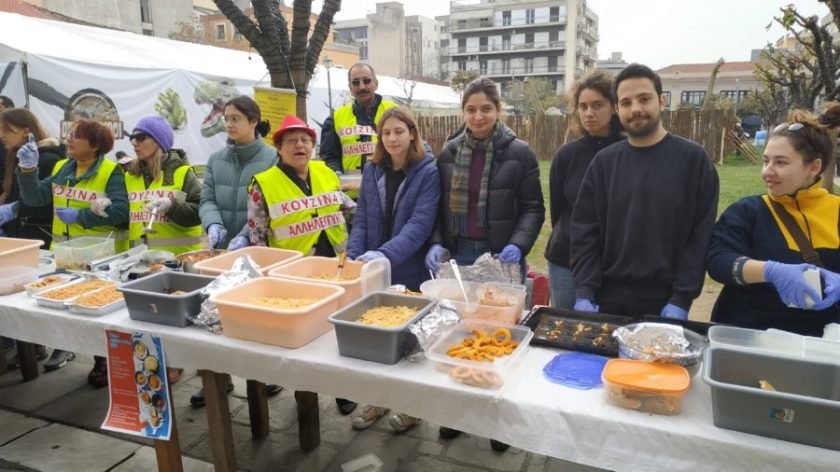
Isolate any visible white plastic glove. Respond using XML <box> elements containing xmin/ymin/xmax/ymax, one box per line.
<box><xmin>16</xmin><ymin>134</ymin><xmax>39</xmax><ymax>170</ymax></box>
<box><xmin>145</xmin><ymin>197</ymin><xmax>173</xmax><ymax>214</ymax></box>
<box><xmin>90</xmin><ymin>197</ymin><xmax>111</xmax><ymax>218</ymax></box>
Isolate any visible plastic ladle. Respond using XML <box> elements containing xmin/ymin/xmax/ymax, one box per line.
<box><xmin>143</xmin><ymin>207</ymin><xmax>159</xmax><ymax>235</ymax></box>
<box><xmin>449</xmin><ymin>259</ymin><xmax>470</xmax><ymax>304</ymax></box>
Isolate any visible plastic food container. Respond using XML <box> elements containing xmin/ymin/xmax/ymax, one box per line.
<box><xmin>267</xmin><ymin>256</ymin><xmax>389</xmax><ymax>309</ymax></box>
<box><xmin>0</xmin><ymin>266</ymin><xmax>39</xmax><ymax>295</ymax></box>
<box><xmin>704</xmin><ymin>346</ymin><xmax>840</xmax><ymax>450</ymax></box>
<box><xmin>602</xmin><ymin>359</ymin><xmax>690</xmax><ymax>415</ymax></box>
<box><xmin>25</xmin><ymin>273</ymin><xmax>77</xmax><ymax>297</ymax></box>
<box><xmin>66</xmin><ymin>286</ymin><xmax>125</xmax><ymax>315</ymax></box>
<box><xmin>177</xmin><ymin>249</ymin><xmax>227</xmax><ymax>274</ymax></box>
<box><xmin>419</xmin><ymin>279</ymin><xmax>527</xmax><ymax>325</ymax></box>
<box><xmin>615</xmin><ymin>322</ymin><xmax>706</xmax><ymax>377</ymax></box>
<box><xmin>34</xmin><ymin>278</ymin><xmax>116</xmax><ymax>309</ymax></box>
<box><xmin>0</xmin><ymin>237</ymin><xmax>42</xmax><ymax>268</ymax></box>
<box><xmin>119</xmin><ymin>272</ymin><xmax>216</xmax><ymax>327</ymax></box>
<box><xmin>708</xmin><ymin>325</ymin><xmax>804</xmax><ymax>356</ymax></box>
<box><xmin>211</xmin><ymin>277</ymin><xmax>346</xmax><ymax>348</ymax></box>
<box><xmin>53</xmin><ymin>236</ymin><xmax>114</xmax><ymax>271</ymax></box>
<box><xmin>426</xmin><ymin>319</ymin><xmax>533</xmax><ymax>389</ymax></box>
<box><xmin>329</xmin><ymin>291</ymin><xmax>435</xmax><ymax>364</ymax></box>
<box><xmin>193</xmin><ymin>246</ymin><xmax>302</xmax><ymax>276</ymax></box>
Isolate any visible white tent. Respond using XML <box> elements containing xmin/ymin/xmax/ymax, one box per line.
<box><xmin>0</xmin><ymin>11</ymin><xmax>460</xmax><ymax>163</ymax></box>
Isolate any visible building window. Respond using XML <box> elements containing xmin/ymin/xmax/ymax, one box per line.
<box><xmin>480</xmin><ymin>60</ymin><xmax>488</xmax><ymax>75</ymax></box>
<box><xmin>680</xmin><ymin>91</ymin><xmax>705</xmax><ymax>106</ymax></box>
<box><xmin>215</xmin><ymin>24</ymin><xmax>226</xmax><ymax>41</ymax></box>
<box><xmin>140</xmin><ymin>0</ymin><xmax>152</xmax><ymax>23</ymax></box>
<box><xmin>458</xmin><ymin>38</ymin><xmax>466</xmax><ymax>53</ymax></box>
<box><xmin>549</xmin><ymin>30</ymin><xmax>559</xmax><ymax>45</ymax></box>
<box><xmin>480</xmin><ymin>17</ymin><xmax>491</xmax><ymax>27</ymax></box>
<box><xmin>440</xmin><ymin>39</ymin><xmax>449</xmax><ymax>48</ymax></box>
<box><xmin>502</xmin><ymin>35</ymin><xmax>510</xmax><ymax>50</ymax></box>
<box><xmin>663</xmin><ymin>91</ymin><xmax>672</xmax><ymax>108</ymax></box>
<box><xmin>526</xmin><ymin>9</ymin><xmax>535</xmax><ymax>25</ymax></box>
<box><xmin>548</xmin><ymin>56</ymin><xmax>558</xmax><ymax>72</ymax></box>
<box><xmin>457</xmin><ymin>19</ymin><xmax>466</xmax><ymax>30</ymax></box>
<box><xmin>525</xmin><ymin>58</ymin><xmax>534</xmax><ymax>73</ymax></box>
<box><xmin>502</xmin><ymin>59</ymin><xmax>510</xmax><ymax>74</ymax></box>
<box><xmin>479</xmin><ymin>37</ymin><xmax>488</xmax><ymax>52</ymax></box>
<box><xmin>720</xmin><ymin>90</ymin><xmax>749</xmax><ymax>102</ymax></box>
<box><xmin>457</xmin><ymin>60</ymin><xmax>466</xmax><ymax>71</ymax></box>
<box><xmin>360</xmin><ymin>46</ymin><xmax>368</xmax><ymax>60</ymax></box>
<box><xmin>550</xmin><ymin>6</ymin><xmax>560</xmax><ymax>22</ymax></box>
<box><xmin>525</xmin><ymin>32</ymin><xmax>534</xmax><ymax>44</ymax></box>
<box><xmin>502</xmin><ymin>11</ymin><xmax>511</xmax><ymax>26</ymax></box>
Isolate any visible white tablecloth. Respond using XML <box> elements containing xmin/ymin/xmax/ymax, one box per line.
<box><xmin>1</xmin><ymin>291</ymin><xmax>837</xmax><ymax>472</ymax></box>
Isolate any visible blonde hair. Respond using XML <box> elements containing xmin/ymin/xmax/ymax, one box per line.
<box><xmin>769</xmin><ymin>103</ymin><xmax>840</xmax><ymax>175</ymax></box>
<box><xmin>130</xmin><ymin>148</ymin><xmax>165</xmax><ymax>181</ymax></box>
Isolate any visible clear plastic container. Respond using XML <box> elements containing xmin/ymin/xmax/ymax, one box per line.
<box><xmin>419</xmin><ymin>279</ymin><xmax>526</xmax><ymax>325</ymax></box>
<box><xmin>602</xmin><ymin>358</ymin><xmax>690</xmax><ymax>415</ymax></box>
<box><xmin>211</xmin><ymin>277</ymin><xmax>346</xmax><ymax>348</ymax></box>
<box><xmin>0</xmin><ymin>266</ymin><xmax>39</xmax><ymax>295</ymax></box>
<box><xmin>708</xmin><ymin>325</ymin><xmax>804</xmax><ymax>356</ymax></box>
<box><xmin>0</xmin><ymin>237</ymin><xmax>42</xmax><ymax>268</ymax></box>
<box><xmin>193</xmin><ymin>246</ymin><xmax>302</xmax><ymax>276</ymax></box>
<box><xmin>426</xmin><ymin>319</ymin><xmax>533</xmax><ymax>389</ymax></box>
<box><xmin>53</xmin><ymin>236</ymin><xmax>114</xmax><ymax>271</ymax></box>
<box><xmin>267</xmin><ymin>256</ymin><xmax>390</xmax><ymax>309</ymax></box>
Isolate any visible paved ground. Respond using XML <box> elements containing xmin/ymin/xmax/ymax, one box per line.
<box><xmin>0</xmin><ymin>355</ymin><xmax>601</xmax><ymax>472</ymax></box>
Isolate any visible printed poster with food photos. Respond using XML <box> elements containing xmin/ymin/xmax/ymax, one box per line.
<box><xmin>101</xmin><ymin>330</ymin><xmax>172</xmax><ymax>440</ymax></box>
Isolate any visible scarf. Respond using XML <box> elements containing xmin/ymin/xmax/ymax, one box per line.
<box><xmin>449</xmin><ymin>125</ymin><xmax>498</xmax><ymax>236</ymax></box>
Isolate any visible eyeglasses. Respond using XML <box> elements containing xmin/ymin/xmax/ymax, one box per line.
<box><xmin>223</xmin><ymin>115</ymin><xmax>244</xmax><ymax>125</ymax></box>
<box><xmin>773</xmin><ymin>122</ymin><xmax>805</xmax><ymax>133</ymax></box>
<box><xmin>129</xmin><ymin>133</ymin><xmax>149</xmax><ymax>144</ymax></box>
<box><xmin>282</xmin><ymin>136</ymin><xmax>313</xmax><ymax>146</ymax></box>
<box><xmin>67</xmin><ymin>131</ymin><xmax>79</xmax><ymax>141</ymax></box>
<box><xmin>350</xmin><ymin>78</ymin><xmax>373</xmax><ymax>87</ymax></box>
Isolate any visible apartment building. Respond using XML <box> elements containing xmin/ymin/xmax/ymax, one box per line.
<box><xmin>596</xmin><ymin>51</ymin><xmax>629</xmax><ymax>76</ymax></box>
<box><xmin>23</xmin><ymin>0</ymin><xmax>192</xmax><ymax>38</ymax></box>
<box><xmin>445</xmin><ymin>0</ymin><xmax>599</xmax><ymax>93</ymax></box>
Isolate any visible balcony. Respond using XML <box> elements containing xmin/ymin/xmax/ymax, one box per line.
<box><xmin>451</xmin><ymin>15</ymin><xmax>566</xmax><ymax>34</ymax></box>
<box><xmin>448</xmin><ymin>40</ymin><xmax>565</xmax><ymax>56</ymax></box>
<box><xmin>481</xmin><ymin>63</ymin><xmax>566</xmax><ymax>78</ymax></box>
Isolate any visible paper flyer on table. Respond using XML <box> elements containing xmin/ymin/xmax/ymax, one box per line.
<box><xmin>101</xmin><ymin>329</ymin><xmax>172</xmax><ymax>440</ymax></box>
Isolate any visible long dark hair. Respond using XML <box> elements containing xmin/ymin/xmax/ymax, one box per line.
<box><xmin>769</xmin><ymin>104</ymin><xmax>840</xmax><ymax>176</ymax></box>
<box><xmin>568</xmin><ymin>70</ymin><xmax>622</xmax><ymax>136</ymax></box>
<box><xmin>225</xmin><ymin>96</ymin><xmax>271</xmax><ymax>138</ymax></box>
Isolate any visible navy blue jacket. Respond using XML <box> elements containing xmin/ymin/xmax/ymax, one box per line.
<box><xmin>348</xmin><ymin>149</ymin><xmax>440</xmax><ymax>290</ymax></box>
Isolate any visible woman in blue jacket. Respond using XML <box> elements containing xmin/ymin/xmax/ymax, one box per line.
<box><xmin>347</xmin><ymin>106</ymin><xmax>440</xmax><ymax>433</ymax></box>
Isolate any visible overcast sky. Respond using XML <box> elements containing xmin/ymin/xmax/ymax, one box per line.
<box><xmin>314</xmin><ymin>0</ymin><xmax>829</xmax><ymax>69</ymax></box>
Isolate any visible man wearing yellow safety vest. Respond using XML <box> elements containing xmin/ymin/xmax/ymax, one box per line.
<box><xmin>125</xmin><ymin>116</ymin><xmax>202</xmax><ymax>255</ymax></box>
<box><xmin>247</xmin><ymin>114</ymin><xmax>349</xmax><ymax>256</ymax></box>
<box><xmin>319</xmin><ymin>63</ymin><xmax>396</xmax><ymax>196</ymax></box>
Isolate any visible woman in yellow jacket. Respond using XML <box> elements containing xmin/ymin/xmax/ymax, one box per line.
<box><xmin>125</xmin><ymin>116</ymin><xmax>201</xmax><ymax>256</ymax></box>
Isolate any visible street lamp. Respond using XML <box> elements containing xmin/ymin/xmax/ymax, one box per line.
<box><xmin>323</xmin><ymin>55</ymin><xmax>334</xmax><ymax>113</ymax></box>
<box><xmin>734</xmin><ymin>78</ymin><xmax>740</xmax><ymax>116</ymax></box>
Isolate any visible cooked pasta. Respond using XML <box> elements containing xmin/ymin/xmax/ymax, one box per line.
<box><xmin>73</xmin><ymin>286</ymin><xmax>124</xmax><ymax>308</ymax></box>
<box><xmin>356</xmin><ymin>306</ymin><xmax>416</xmax><ymax>327</ymax></box>
<box><xmin>247</xmin><ymin>296</ymin><xmax>317</xmax><ymax>309</ymax></box>
<box><xmin>40</xmin><ymin>280</ymin><xmax>115</xmax><ymax>301</ymax></box>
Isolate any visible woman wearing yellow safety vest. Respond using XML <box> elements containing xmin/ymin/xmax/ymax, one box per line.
<box><xmin>125</xmin><ymin>116</ymin><xmax>201</xmax><ymax>256</ymax></box>
<box><xmin>247</xmin><ymin>114</ymin><xmax>348</xmax><ymax>255</ymax></box>
<box><xmin>16</xmin><ymin>118</ymin><xmax>129</xmax><ymax>388</ymax></box>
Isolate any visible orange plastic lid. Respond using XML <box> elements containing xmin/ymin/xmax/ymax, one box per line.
<box><xmin>602</xmin><ymin>359</ymin><xmax>690</xmax><ymax>394</ymax></box>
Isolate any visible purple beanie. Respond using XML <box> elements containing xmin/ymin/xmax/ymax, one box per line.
<box><xmin>133</xmin><ymin>116</ymin><xmax>174</xmax><ymax>152</ymax></box>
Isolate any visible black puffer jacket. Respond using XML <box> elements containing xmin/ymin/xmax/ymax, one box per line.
<box><xmin>431</xmin><ymin>123</ymin><xmax>545</xmax><ymax>255</ymax></box>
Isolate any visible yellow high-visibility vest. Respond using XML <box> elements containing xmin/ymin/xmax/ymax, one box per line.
<box><xmin>333</xmin><ymin>99</ymin><xmax>396</xmax><ymax>174</ymax></box>
<box><xmin>251</xmin><ymin>161</ymin><xmax>347</xmax><ymax>254</ymax></box>
<box><xmin>125</xmin><ymin>165</ymin><xmax>202</xmax><ymax>255</ymax></box>
<box><xmin>50</xmin><ymin>158</ymin><xmax>128</xmax><ymax>252</ymax></box>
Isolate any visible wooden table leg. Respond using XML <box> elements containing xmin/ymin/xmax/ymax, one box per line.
<box><xmin>17</xmin><ymin>341</ymin><xmax>39</xmax><ymax>382</ymax></box>
<box><xmin>246</xmin><ymin>379</ymin><xmax>269</xmax><ymax>439</ymax></box>
<box><xmin>294</xmin><ymin>391</ymin><xmax>320</xmax><ymax>451</ymax></box>
<box><xmin>154</xmin><ymin>383</ymin><xmax>183</xmax><ymax>472</ymax></box>
<box><xmin>200</xmin><ymin>370</ymin><xmax>237</xmax><ymax>472</ymax></box>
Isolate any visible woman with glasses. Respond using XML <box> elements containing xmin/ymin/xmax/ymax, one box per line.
<box><xmin>198</xmin><ymin>95</ymin><xmax>276</xmax><ymax>253</ymax></box>
<box><xmin>424</xmin><ymin>77</ymin><xmax>544</xmax><ymax>452</ymax></box>
<box><xmin>16</xmin><ymin>118</ymin><xmax>129</xmax><ymax>386</ymax></box>
<box><xmin>125</xmin><ymin>116</ymin><xmax>201</xmax><ymax>256</ymax></box>
<box><xmin>194</xmin><ymin>95</ymin><xmax>277</xmax><ymax>407</ymax></box>
<box><xmin>707</xmin><ymin>107</ymin><xmax>840</xmax><ymax>336</ymax></box>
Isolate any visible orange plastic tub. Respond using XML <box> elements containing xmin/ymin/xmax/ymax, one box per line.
<box><xmin>193</xmin><ymin>246</ymin><xmax>303</xmax><ymax>276</ymax></box>
<box><xmin>267</xmin><ymin>256</ymin><xmax>389</xmax><ymax>308</ymax></box>
<box><xmin>0</xmin><ymin>237</ymin><xmax>42</xmax><ymax>268</ymax></box>
<box><xmin>602</xmin><ymin>359</ymin><xmax>690</xmax><ymax>415</ymax></box>
<box><xmin>211</xmin><ymin>277</ymin><xmax>345</xmax><ymax>348</ymax></box>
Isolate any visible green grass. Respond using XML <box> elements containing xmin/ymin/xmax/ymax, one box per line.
<box><xmin>525</xmin><ymin>152</ymin><xmax>769</xmax><ymax>274</ymax></box>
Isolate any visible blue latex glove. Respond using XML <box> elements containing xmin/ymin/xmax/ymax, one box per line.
<box><xmin>574</xmin><ymin>298</ymin><xmax>599</xmax><ymax>312</ymax></box>
<box><xmin>498</xmin><ymin>244</ymin><xmax>522</xmax><ymax>264</ymax></box>
<box><xmin>813</xmin><ymin>269</ymin><xmax>840</xmax><ymax>311</ymax></box>
<box><xmin>207</xmin><ymin>223</ymin><xmax>227</xmax><ymax>249</ymax></box>
<box><xmin>227</xmin><ymin>235</ymin><xmax>249</xmax><ymax>251</ymax></box>
<box><xmin>357</xmin><ymin>250</ymin><xmax>386</xmax><ymax>262</ymax></box>
<box><xmin>764</xmin><ymin>261</ymin><xmax>822</xmax><ymax>309</ymax></box>
<box><xmin>56</xmin><ymin>207</ymin><xmax>79</xmax><ymax>225</ymax></box>
<box><xmin>16</xmin><ymin>133</ymin><xmax>39</xmax><ymax>169</ymax></box>
<box><xmin>0</xmin><ymin>202</ymin><xmax>19</xmax><ymax>225</ymax></box>
<box><xmin>425</xmin><ymin>243</ymin><xmax>444</xmax><ymax>272</ymax></box>
<box><xmin>660</xmin><ymin>303</ymin><xmax>689</xmax><ymax>320</ymax></box>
